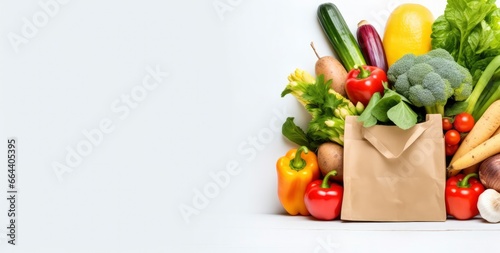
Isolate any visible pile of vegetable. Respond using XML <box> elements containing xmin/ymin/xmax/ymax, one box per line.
<box><xmin>276</xmin><ymin>0</ymin><xmax>500</xmax><ymax>222</ymax></box>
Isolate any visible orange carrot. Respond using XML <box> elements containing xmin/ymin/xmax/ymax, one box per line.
<box><xmin>448</xmin><ymin>100</ymin><xmax>500</xmax><ymax>176</ymax></box>
<box><xmin>448</xmin><ymin>134</ymin><xmax>500</xmax><ymax>172</ymax></box>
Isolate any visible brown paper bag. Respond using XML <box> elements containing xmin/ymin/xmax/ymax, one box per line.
<box><xmin>341</xmin><ymin>114</ymin><xmax>446</xmax><ymax>221</ymax></box>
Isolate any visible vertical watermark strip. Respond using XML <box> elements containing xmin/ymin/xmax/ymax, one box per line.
<box><xmin>6</xmin><ymin>138</ymin><xmax>17</xmax><ymax>245</ymax></box>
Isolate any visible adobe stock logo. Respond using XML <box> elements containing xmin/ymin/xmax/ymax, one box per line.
<box><xmin>313</xmin><ymin>234</ymin><xmax>341</xmax><ymax>253</ymax></box>
<box><xmin>367</xmin><ymin>0</ymin><xmax>401</xmax><ymax>33</ymax></box>
<box><xmin>7</xmin><ymin>0</ymin><xmax>71</xmax><ymax>53</ymax></box>
<box><xmin>213</xmin><ymin>0</ymin><xmax>243</xmax><ymax>21</ymax></box>
<box><xmin>178</xmin><ymin>107</ymin><xmax>288</xmax><ymax>224</ymax></box>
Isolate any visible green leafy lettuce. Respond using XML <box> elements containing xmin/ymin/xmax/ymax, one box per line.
<box><xmin>431</xmin><ymin>0</ymin><xmax>500</xmax><ymax>81</ymax></box>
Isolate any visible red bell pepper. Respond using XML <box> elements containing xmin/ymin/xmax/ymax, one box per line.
<box><xmin>345</xmin><ymin>65</ymin><xmax>387</xmax><ymax>106</ymax></box>
<box><xmin>304</xmin><ymin>170</ymin><xmax>343</xmax><ymax>220</ymax></box>
<box><xmin>445</xmin><ymin>173</ymin><xmax>485</xmax><ymax>220</ymax></box>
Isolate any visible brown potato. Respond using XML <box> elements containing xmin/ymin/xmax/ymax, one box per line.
<box><xmin>311</xmin><ymin>42</ymin><xmax>348</xmax><ymax>97</ymax></box>
<box><xmin>317</xmin><ymin>142</ymin><xmax>344</xmax><ymax>182</ymax></box>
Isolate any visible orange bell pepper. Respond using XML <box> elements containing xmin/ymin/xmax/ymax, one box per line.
<box><xmin>276</xmin><ymin>146</ymin><xmax>320</xmax><ymax>215</ymax></box>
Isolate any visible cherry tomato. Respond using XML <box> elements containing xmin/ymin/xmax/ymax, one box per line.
<box><xmin>445</xmin><ymin>129</ymin><xmax>461</xmax><ymax>146</ymax></box>
<box><xmin>453</xmin><ymin>113</ymin><xmax>475</xmax><ymax>133</ymax></box>
<box><xmin>445</xmin><ymin>144</ymin><xmax>459</xmax><ymax>156</ymax></box>
<box><xmin>442</xmin><ymin>118</ymin><xmax>453</xmax><ymax>131</ymax></box>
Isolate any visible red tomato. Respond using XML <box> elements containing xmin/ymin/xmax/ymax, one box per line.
<box><xmin>445</xmin><ymin>129</ymin><xmax>461</xmax><ymax>146</ymax></box>
<box><xmin>445</xmin><ymin>144</ymin><xmax>459</xmax><ymax>156</ymax></box>
<box><xmin>442</xmin><ymin>118</ymin><xmax>453</xmax><ymax>131</ymax></box>
<box><xmin>453</xmin><ymin>113</ymin><xmax>475</xmax><ymax>133</ymax></box>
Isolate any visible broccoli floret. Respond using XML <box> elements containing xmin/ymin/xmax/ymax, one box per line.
<box><xmin>408</xmin><ymin>85</ymin><xmax>435</xmax><ymax>107</ymax></box>
<box><xmin>407</xmin><ymin>63</ymin><xmax>434</xmax><ymax>84</ymax></box>
<box><xmin>426</xmin><ymin>48</ymin><xmax>455</xmax><ymax>61</ymax></box>
<box><xmin>406</xmin><ymin>72</ymin><xmax>450</xmax><ymax>114</ymax></box>
<box><xmin>393</xmin><ymin>73</ymin><xmax>411</xmax><ymax>97</ymax></box>
<box><xmin>422</xmin><ymin>72</ymin><xmax>453</xmax><ymax>101</ymax></box>
<box><xmin>414</xmin><ymin>54</ymin><xmax>432</xmax><ymax>64</ymax></box>
<box><xmin>453</xmin><ymin>66</ymin><xmax>473</xmax><ymax>101</ymax></box>
<box><xmin>388</xmin><ymin>49</ymin><xmax>473</xmax><ymax>115</ymax></box>
<box><xmin>425</xmin><ymin>57</ymin><xmax>473</xmax><ymax>101</ymax></box>
<box><xmin>421</xmin><ymin>73</ymin><xmax>453</xmax><ymax>114</ymax></box>
<box><xmin>426</xmin><ymin>58</ymin><xmax>465</xmax><ymax>88</ymax></box>
<box><xmin>387</xmin><ymin>54</ymin><xmax>416</xmax><ymax>83</ymax></box>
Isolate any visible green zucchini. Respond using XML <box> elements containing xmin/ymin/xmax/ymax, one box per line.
<box><xmin>317</xmin><ymin>3</ymin><xmax>366</xmax><ymax>71</ymax></box>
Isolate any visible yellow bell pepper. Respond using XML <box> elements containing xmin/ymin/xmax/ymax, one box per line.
<box><xmin>276</xmin><ymin>146</ymin><xmax>320</xmax><ymax>215</ymax></box>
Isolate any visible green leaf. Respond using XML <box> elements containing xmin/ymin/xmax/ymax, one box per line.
<box><xmin>302</xmin><ymin>75</ymin><xmax>351</xmax><ymax>119</ymax></box>
<box><xmin>431</xmin><ymin>15</ymin><xmax>457</xmax><ymax>51</ymax></box>
<box><xmin>476</xmin><ymin>21</ymin><xmax>496</xmax><ymax>54</ymax></box>
<box><xmin>387</xmin><ymin>102</ymin><xmax>418</xmax><ymax>130</ymax></box>
<box><xmin>385</xmin><ymin>89</ymin><xmax>410</xmax><ymax>103</ymax></box>
<box><xmin>444</xmin><ymin>101</ymin><xmax>469</xmax><ymax>116</ymax></box>
<box><xmin>357</xmin><ymin>92</ymin><xmax>381</xmax><ymax>128</ymax></box>
<box><xmin>281</xmin><ymin>88</ymin><xmax>292</xmax><ymax>97</ymax></box>
<box><xmin>371</xmin><ymin>96</ymin><xmax>401</xmax><ymax>122</ymax></box>
<box><xmin>431</xmin><ymin>0</ymin><xmax>500</xmax><ymax>72</ymax></box>
<box><xmin>281</xmin><ymin>117</ymin><xmax>310</xmax><ymax>148</ymax></box>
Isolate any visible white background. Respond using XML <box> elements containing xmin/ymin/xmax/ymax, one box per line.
<box><xmin>1</xmin><ymin>0</ymin><xmax>499</xmax><ymax>252</ymax></box>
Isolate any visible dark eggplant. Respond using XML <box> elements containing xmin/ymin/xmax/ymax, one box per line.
<box><xmin>356</xmin><ymin>20</ymin><xmax>388</xmax><ymax>72</ymax></box>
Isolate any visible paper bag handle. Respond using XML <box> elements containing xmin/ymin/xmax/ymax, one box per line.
<box><xmin>361</xmin><ymin>121</ymin><xmax>431</xmax><ymax>159</ymax></box>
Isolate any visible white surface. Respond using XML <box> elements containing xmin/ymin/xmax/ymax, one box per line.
<box><xmin>0</xmin><ymin>0</ymin><xmax>497</xmax><ymax>252</ymax></box>
<box><xmin>179</xmin><ymin>214</ymin><xmax>500</xmax><ymax>253</ymax></box>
